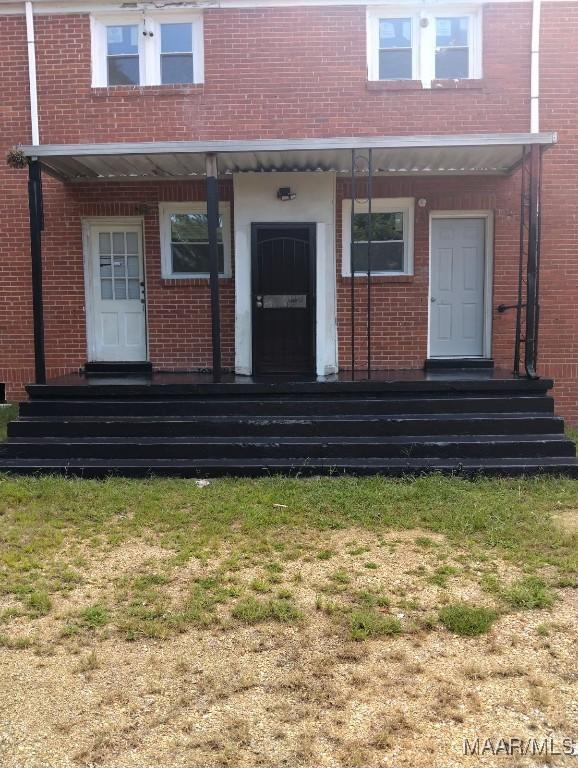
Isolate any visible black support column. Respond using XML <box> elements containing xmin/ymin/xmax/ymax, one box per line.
<box><xmin>525</xmin><ymin>143</ymin><xmax>542</xmax><ymax>378</ymax></box>
<box><xmin>205</xmin><ymin>153</ymin><xmax>221</xmax><ymax>383</ymax></box>
<box><xmin>28</xmin><ymin>159</ymin><xmax>46</xmax><ymax>385</ymax></box>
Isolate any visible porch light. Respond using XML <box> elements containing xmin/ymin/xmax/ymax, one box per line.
<box><xmin>277</xmin><ymin>187</ymin><xmax>296</xmax><ymax>201</ymax></box>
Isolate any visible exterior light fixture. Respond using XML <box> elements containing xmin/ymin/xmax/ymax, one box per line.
<box><xmin>277</xmin><ymin>187</ymin><xmax>296</xmax><ymax>201</ymax></box>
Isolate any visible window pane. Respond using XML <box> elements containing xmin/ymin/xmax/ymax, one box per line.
<box><xmin>171</xmin><ymin>243</ymin><xmax>225</xmax><ymax>274</ymax></box>
<box><xmin>99</xmin><ymin>232</ymin><xmax>111</xmax><ymax>254</ymax></box>
<box><xmin>352</xmin><ymin>242</ymin><xmax>404</xmax><ymax>273</ymax></box>
<box><xmin>114</xmin><ymin>279</ymin><xmax>127</xmax><ymax>299</ymax></box>
<box><xmin>108</xmin><ymin>56</ymin><xmax>139</xmax><ymax>86</ymax></box>
<box><xmin>112</xmin><ymin>232</ymin><xmax>125</xmax><ymax>253</ymax></box>
<box><xmin>100</xmin><ymin>255</ymin><xmax>112</xmax><ymax>278</ymax></box>
<box><xmin>127</xmin><ymin>279</ymin><xmax>140</xmax><ymax>299</ymax></box>
<box><xmin>161</xmin><ymin>23</ymin><xmax>193</xmax><ymax>53</ymax></box>
<box><xmin>161</xmin><ymin>54</ymin><xmax>194</xmax><ymax>85</ymax></box>
<box><xmin>170</xmin><ymin>213</ymin><xmax>223</xmax><ymax>242</ymax></box>
<box><xmin>353</xmin><ymin>212</ymin><xmax>404</xmax><ymax>241</ymax></box>
<box><xmin>101</xmin><ymin>279</ymin><xmax>113</xmax><ymax>300</ymax></box>
<box><xmin>126</xmin><ymin>232</ymin><xmax>138</xmax><ymax>253</ymax></box>
<box><xmin>435</xmin><ymin>47</ymin><xmax>469</xmax><ymax>78</ymax></box>
<box><xmin>379</xmin><ymin>49</ymin><xmax>412</xmax><ymax>80</ymax></box>
<box><xmin>379</xmin><ymin>18</ymin><xmax>411</xmax><ymax>48</ymax></box>
<box><xmin>113</xmin><ymin>258</ymin><xmax>126</xmax><ymax>277</ymax></box>
<box><xmin>127</xmin><ymin>254</ymin><xmax>139</xmax><ymax>277</ymax></box>
<box><xmin>107</xmin><ymin>25</ymin><xmax>139</xmax><ymax>55</ymax></box>
<box><xmin>436</xmin><ymin>17</ymin><xmax>469</xmax><ymax>47</ymax></box>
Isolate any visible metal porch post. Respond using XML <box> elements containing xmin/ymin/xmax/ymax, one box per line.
<box><xmin>205</xmin><ymin>153</ymin><xmax>221</xmax><ymax>383</ymax></box>
<box><xmin>525</xmin><ymin>144</ymin><xmax>542</xmax><ymax>378</ymax></box>
<box><xmin>28</xmin><ymin>158</ymin><xmax>46</xmax><ymax>384</ymax></box>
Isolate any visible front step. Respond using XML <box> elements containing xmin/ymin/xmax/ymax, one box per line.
<box><xmin>18</xmin><ymin>395</ymin><xmax>556</xmax><ymax>418</ymax></box>
<box><xmin>0</xmin><ymin>456</ymin><xmax>576</xmax><ymax>478</ymax></box>
<box><xmin>2</xmin><ymin>434</ymin><xmax>574</xmax><ymax>460</ymax></box>
<box><xmin>7</xmin><ymin>413</ymin><xmax>565</xmax><ymax>439</ymax></box>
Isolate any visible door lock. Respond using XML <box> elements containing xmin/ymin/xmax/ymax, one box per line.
<box><xmin>256</xmin><ymin>295</ymin><xmax>263</xmax><ymax>308</ymax></box>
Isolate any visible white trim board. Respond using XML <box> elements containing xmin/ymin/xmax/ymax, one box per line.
<box><xmin>0</xmin><ymin>0</ymin><xmax>569</xmax><ymax>17</ymax></box>
<box><xmin>427</xmin><ymin>210</ymin><xmax>494</xmax><ymax>359</ymax></box>
<box><xmin>233</xmin><ymin>172</ymin><xmax>338</xmax><ymax>377</ymax></box>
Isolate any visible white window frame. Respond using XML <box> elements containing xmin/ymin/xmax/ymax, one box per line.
<box><xmin>159</xmin><ymin>202</ymin><xmax>232</xmax><ymax>280</ymax></box>
<box><xmin>367</xmin><ymin>6</ymin><xmax>482</xmax><ymax>88</ymax></box>
<box><xmin>91</xmin><ymin>12</ymin><xmax>204</xmax><ymax>88</ymax></box>
<box><xmin>342</xmin><ymin>197</ymin><xmax>415</xmax><ymax>278</ymax></box>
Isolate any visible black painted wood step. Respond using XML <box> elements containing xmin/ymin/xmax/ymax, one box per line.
<box><xmin>7</xmin><ymin>414</ymin><xmax>565</xmax><ymax>439</ymax></box>
<box><xmin>83</xmin><ymin>361</ymin><xmax>153</xmax><ymax>375</ymax></box>
<box><xmin>2</xmin><ymin>434</ymin><xmax>573</xmax><ymax>460</ymax></box>
<box><xmin>26</xmin><ymin>377</ymin><xmax>554</xmax><ymax>400</ymax></box>
<box><xmin>0</xmin><ymin>456</ymin><xmax>576</xmax><ymax>478</ymax></box>
<box><xmin>18</xmin><ymin>395</ymin><xmax>555</xmax><ymax>418</ymax></box>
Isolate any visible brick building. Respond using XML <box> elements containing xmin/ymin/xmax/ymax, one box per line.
<box><xmin>0</xmin><ymin>0</ymin><xmax>576</xmax><ymax>475</ymax></box>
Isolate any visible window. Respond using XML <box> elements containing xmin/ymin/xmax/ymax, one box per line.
<box><xmin>435</xmin><ymin>17</ymin><xmax>470</xmax><ymax>79</ymax></box>
<box><xmin>159</xmin><ymin>203</ymin><xmax>231</xmax><ymax>279</ymax></box>
<box><xmin>367</xmin><ymin>7</ymin><xmax>481</xmax><ymax>87</ymax></box>
<box><xmin>378</xmin><ymin>18</ymin><xmax>413</xmax><ymax>80</ymax></box>
<box><xmin>342</xmin><ymin>199</ymin><xmax>414</xmax><ymax>277</ymax></box>
<box><xmin>106</xmin><ymin>25</ymin><xmax>140</xmax><ymax>85</ymax></box>
<box><xmin>91</xmin><ymin>13</ymin><xmax>203</xmax><ymax>87</ymax></box>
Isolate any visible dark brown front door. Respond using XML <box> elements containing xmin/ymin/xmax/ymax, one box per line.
<box><xmin>252</xmin><ymin>223</ymin><xmax>316</xmax><ymax>375</ymax></box>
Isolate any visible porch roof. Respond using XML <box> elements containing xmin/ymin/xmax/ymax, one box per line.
<box><xmin>19</xmin><ymin>132</ymin><xmax>556</xmax><ymax>182</ymax></box>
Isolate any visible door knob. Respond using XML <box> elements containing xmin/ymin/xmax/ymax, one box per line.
<box><xmin>256</xmin><ymin>295</ymin><xmax>263</xmax><ymax>308</ymax></box>
<box><xmin>431</xmin><ymin>297</ymin><xmax>437</xmax><ymax>303</ymax></box>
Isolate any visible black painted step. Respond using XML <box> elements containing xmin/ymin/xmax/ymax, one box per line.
<box><xmin>26</xmin><ymin>377</ymin><xmax>554</xmax><ymax>400</ymax></box>
<box><xmin>0</xmin><ymin>456</ymin><xmax>576</xmax><ymax>478</ymax></box>
<box><xmin>7</xmin><ymin>414</ymin><xmax>565</xmax><ymax>439</ymax></box>
<box><xmin>2</xmin><ymin>434</ymin><xmax>573</xmax><ymax>460</ymax></box>
<box><xmin>18</xmin><ymin>395</ymin><xmax>555</xmax><ymax>419</ymax></box>
<box><xmin>425</xmin><ymin>358</ymin><xmax>494</xmax><ymax>370</ymax></box>
<box><xmin>83</xmin><ymin>361</ymin><xmax>153</xmax><ymax>375</ymax></box>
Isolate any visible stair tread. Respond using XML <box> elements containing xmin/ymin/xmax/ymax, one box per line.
<box><xmin>5</xmin><ymin>433</ymin><xmax>572</xmax><ymax>445</ymax></box>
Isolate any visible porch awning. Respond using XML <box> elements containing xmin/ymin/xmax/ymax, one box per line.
<box><xmin>18</xmin><ymin>132</ymin><xmax>556</xmax><ymax>182</ymax></box>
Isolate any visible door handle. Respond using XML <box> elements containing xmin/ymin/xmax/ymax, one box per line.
<box><xmin>431</xmin><ymin>297</ymin><xmax>437</xmax><ymax>303</ymax></box>
<box><xmin>256</xmin><ymin>295</ymin><xmax>263</xmax><ymax>309</ymax></box>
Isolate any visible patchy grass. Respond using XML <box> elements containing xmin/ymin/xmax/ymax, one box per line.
<box><xmin>349</xmin><ymin>609</ymin><xmax>402</xmax><ymax>641</ymax></box>
<box><xmin>439</xmin><ymin>603</ymin><xmax>498</xmax><ymax>636</ymax></box>
<box><xmin>0</xmin><ymin>473</ymin><xmax>576</xmax><ymax>766</ymax></box>
<box><xmin>501</xmin><ymin>575</ymin><xmax>556</xmax><ymax>610</ymax></box>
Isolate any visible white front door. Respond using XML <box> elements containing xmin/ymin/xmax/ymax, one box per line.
<box><xmin>86</xmin><ymin>222</ymin><xmax>147</xmax><ymax>362</ymax></box>
<box><xmin>429</xmin><ymin>217</ymin><xmax>486</xmax><ymax>358</ymax></box>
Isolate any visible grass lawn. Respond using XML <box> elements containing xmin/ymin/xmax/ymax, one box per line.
<box><xmin>0</xmin><ymin>404</ymin><xmax>577</xmax><ymax>766</ymax></box>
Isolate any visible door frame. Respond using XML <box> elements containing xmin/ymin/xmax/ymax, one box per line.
<box><xmin>428</xmin><ymin>210</ymin><xmax>494</xmax><ymax>359</ymax></box>
<box><xmin>81</xmin><ymin>216</ymin><xmax>148</xmax><ymax>362</ymax></box>
<box><xmin>250</xmin><ymin>221</ymin><xmax>317</xmax><ymax>375</ymax></box>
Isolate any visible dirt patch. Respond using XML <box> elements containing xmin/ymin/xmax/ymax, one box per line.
<box><xmin>0</xmin><ymin>530</ymin><xmax>576</xmax><ymax>768</ymax></box>
<box><xmin>553</xmin><ymin>508</ymin><xmax>578</xmax><ymax>534</ymax></box>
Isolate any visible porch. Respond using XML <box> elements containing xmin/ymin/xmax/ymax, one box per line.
<box><xmin>2</xmin><ymin>131</ymin><xmax>576</xmax><ymax>476</ymax></box>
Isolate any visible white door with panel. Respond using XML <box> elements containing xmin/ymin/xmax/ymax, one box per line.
<box><xmin>429</xmin><ymin>217</ymin><xmax>486</xmax><ymax>358</ymax></box>
<box><xmin>87</xmin><ymin>223</ymin><xmax>147</xmax><ymax>361</ymax></box>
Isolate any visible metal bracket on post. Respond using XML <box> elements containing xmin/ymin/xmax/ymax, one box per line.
<box><xmin>28</xmin><ymin>158</ymin><xmax>46</xmax><ymax>385</ymax></box>
<box><xmin>205</xmin><ymin>153</ymin><xmax>221</xmax><ymax>383</ymax></box>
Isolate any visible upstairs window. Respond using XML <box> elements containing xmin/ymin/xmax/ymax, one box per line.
<box><xmin>160</xmin><ymin>23</ymin><xmax>194</xmax><ymax>85</ymax></box>
<box><xmin>92</xmin><ymin>13</ymin><xmax>204</xmax><ymax>87</ymax></box>
<box><xmin>342</xmin><ymin>199</ymin><xmax>415</xmax><ymax>277</ymax></box>
<box><xmin>159</xmin><ymin>203</ymin><xmax>231</xmax><ymax>279</ymax></box>
<box><xmin>368</xmin><ymin>7</ymin><xmax>481</xmax><ymax>87</ymax></box>
<box><xmin>106</xmin><ymin>24</ymin><xmax>140</xmax><ymax>85</ymax></box>
<box><xmin>435</xmin><ymin>17</ymin><xmax>470</xmax><ymax>79</ymax></box>
<box><xmin>379</xmin><ymin>18</ymin><xmax>413</xmax><ymax>80</ymax></box>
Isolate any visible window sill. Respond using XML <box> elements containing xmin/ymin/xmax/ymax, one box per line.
<box><xmin>366</xmin><ymin>79</ymin><xmax>484</xmax><ymax>92</ymax></box>
<box><xmin>91</xmin><ymin>84</ymin><xmax>204</xmax><ymax>98</ymax></box>
<box><xmin>342</xmin><ymin>274</ymin><xmax>415</xmax><ymax>283</ymax></box>
<box><xmin>162</xmin><ymin>276</ymin><xmax>232</xmax><ymax>286</ymax></box>
<box><xmin>431</xmin><ymin>78</ymin><xmax>484</xmax><ymax>90</ymax></box>
<box><xmin>367</xmin><ymin>80</ymin><xmax>423</xmax><ymax>92</ymax></box>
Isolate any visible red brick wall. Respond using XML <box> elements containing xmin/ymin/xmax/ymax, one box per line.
<box><xmin>0</xmin><ymin>2</ymin><xmax>577</xmax><ymax>423</ymax></box>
